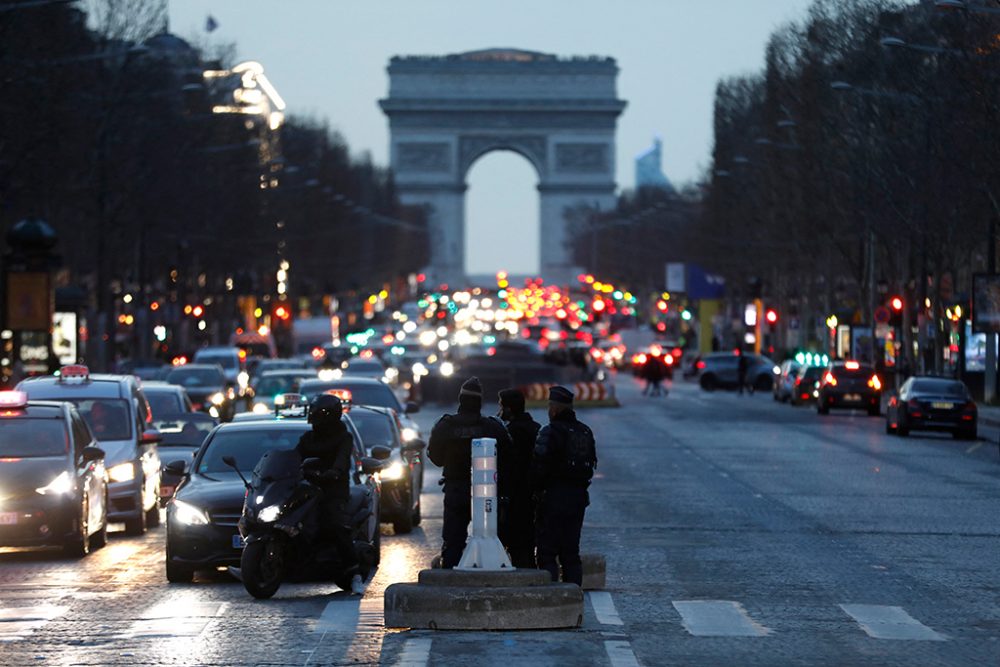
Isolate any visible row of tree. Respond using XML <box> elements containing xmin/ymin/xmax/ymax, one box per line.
<box><xmin>0</xmin><ymin>0</ymin><xmax>427</xmax><ymax>363</ymax></box>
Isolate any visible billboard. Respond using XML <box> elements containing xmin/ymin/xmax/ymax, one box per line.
<box><xmin>6</xmin><ymin>272</ymin><xmax>51</xmax><ymax>331</ymax></box>
<box><xmin>973</xmin><ymin>273</ymin><xmax>1000</xmax><ymax>333</ymax></box>
<box><xmin>53</xmin><ymin>312</ymin><xmax>77</xmax><ymax>365</ymax></box>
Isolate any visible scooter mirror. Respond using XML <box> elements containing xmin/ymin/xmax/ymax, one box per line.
<box><xmin>370</xmin><ymin>445</ymin><xmax>392</xmax><ymax>460</ymax></box>
<box><xmin>360</xmin><ymin>457</ymin><xmax>382</xmax><ymax>476</ymax></box>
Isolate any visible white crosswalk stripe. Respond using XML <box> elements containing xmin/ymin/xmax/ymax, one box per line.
<box><xmin>588</xmin><ymin>591</ymin><xmax>624</xmax><ymax>626</ymax></box>
<box><xmin>604</xmin><ymin>640</ymin><xmax>642</xmax><ymax>667</ymax></box>
<box><xmin>672</xmin><ymin>600</ymin><xmax>771</xmax><ymax>637</ymax></box>
<box><xmin>839</xmin><ymin>604</ymin><xmax>947</xmax><ymax>641</ymax></box>
<box><xmin>0</xmin><ymin>604</ymin><xmax>69</xmax><ymax>642</ymax></box>
<box><xmin>124</xmin><ymin>600</ymin><xmax>226</xmax><ymax>639</ymax></box>
<box><xmin>395</xmin><ymin>637</ymin><xmax>432</xmax><ymax>666</ymax></box>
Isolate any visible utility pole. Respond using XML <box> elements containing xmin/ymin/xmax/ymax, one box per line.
<box><xmin>986</xmin><ymin>218</ymin><xmax>996</xmax><ymax>403</ymax></box>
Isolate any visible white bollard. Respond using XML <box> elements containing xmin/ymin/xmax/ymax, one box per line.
<box><xmin>456</xmin><ymin>437</ymin><xmax>513</xmax><ymax>570</ymax></box>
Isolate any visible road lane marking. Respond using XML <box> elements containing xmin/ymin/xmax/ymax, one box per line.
<box><xmin>604</xmin><ymin>640</ymin><xmax>641</xmax><ymax>667</ymax></box>
<box><xmin>0</xmin><ymin>605</ymin><xmax>68</xmax><ymax>642</ymax></box>
<box><xmin>126</xmin><ymin>601</ymin><xmax>224</xmax><ymax>638</ymax></box>
<box><xmin>588</xmin><ymin>591</ymin><xmax>624</xmax><ymax>626</ymax></box>
<box><xmin>671</xmin><ymin>600</ymin><xmax>771</xmax><ymax>637</ymax></box>
<box><xmin>965</xmin><ymin>441</ymin><xmax>982</xmax><ymax>454</ymax></box>
<box><xmin>839</xmin><ymin>604</ymin><xmax>946</xmax><ymax>641</ymax></box>
<box><xmin>395</xmin><ymin>637</ymin><xmax>432</xmax><ymax>666</ymax></box>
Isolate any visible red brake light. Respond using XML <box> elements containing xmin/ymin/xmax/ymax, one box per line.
<box><xmin>868</xmin><ymin>374</ymin><xmax>882</xmax><ymax>391</ymax></box>
<box><xmin>665</xmin><ymin>355</ymin><xmax>674</xmax><ymax>365</ymax></box>
<box><xmin>824</xmin><ymin>372</ymin><xmax>837</xmax><ymax>386</ymax></box>
<box><xmin>696</xmin><ymin>360</ymin><xmax>705</xmax><ymax>369</ymax></box>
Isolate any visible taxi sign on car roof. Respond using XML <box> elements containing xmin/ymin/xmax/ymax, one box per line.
<box><xmin>0</xmin><ymin>391</ymin><xmax>28</xmax><ymax>410</ymax></box>
<box><xmin>58</xmin><ymin>364</ymin><xmax>90</xmax><ymax>382</ymax></box>
<box><xmin>325</xmin><ymin>388</ymin><xmax>352</xmax><ymax>409</ymax></box>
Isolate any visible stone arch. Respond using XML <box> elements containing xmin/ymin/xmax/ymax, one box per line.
<box><xmin>380</xmin><ymin>48</ymin><xmax>626</xmax><ymax>285</ymax></box>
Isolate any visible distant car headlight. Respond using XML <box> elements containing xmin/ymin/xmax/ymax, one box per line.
<box><xmin>401</xmin><ymin>427</ymin><xmax>418</xmax><ymax>442</ymax></box>
<box><xmin>252</xmin><ymin>402</ymin><xmax>270</xmax><ymax>414</ymax></box>
<box><xmin>107</xmin><ymin>462</ymin><xmax>135</xmax><ymax>483</ymax></box>
<box><xmin>379</xmin><ymin>461</ymin><xmax>406</xmax><ymax>481</ymax></box>
<box><xmin>35</xmin><ymin>470</ymin><xmax>73</xmax><ymax>495</ymax></box>
<box><xmin>384</xmin><ymin>367</ymin><xmax>399</xmax><ymax>381</ymax></box>
<box><xmin>318</xmin><ymin>368</ymin><xmax>343</xmax><ymax>381</ymax></box>
<box><xmin>257</xmin><ymin>504</ymin><xmax>281</xmax><ymax>523</ymax></box>
<box><xmin>237</xmin><ymin>371</ymin><xmax>249</xmax><ymax>389</ymax></box>
<box><xmin>210</xmin><ymin>392</ymin><xmax>226</xmax><ymax>406</ymax></box>
<box><xmin>411</xmin><ymin>362</ymin><xmax>428</xmax><ymax>377</ymax></box>
<box><xmin>773</xmin><ymin>365</ymin><xmax>781</xmax><ymax>375</ymax></box>
<box><xmin>172</xmin><ymin>499</ymin><xmax>210</xmax><ymax>526</ymax></box>
<box><xmin>440</xmin><ymin>361</ymin><xmax>455</xmax><ymax>377</ymax></box>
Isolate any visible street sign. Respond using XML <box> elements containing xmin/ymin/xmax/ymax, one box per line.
<box><xmin>873</xmin><ymin>306</ymin><xmax>890</xmax><ymax>324</ymax></box>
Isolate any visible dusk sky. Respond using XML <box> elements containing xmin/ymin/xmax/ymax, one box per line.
<box><xmin>169</xmin><ymin>0</ymin><xmax>816</xmax><ymax>275</ymax></box>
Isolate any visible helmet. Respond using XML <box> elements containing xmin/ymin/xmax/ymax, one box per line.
<box><xmin>308</xmin><ymin>394</ymin><xmax>343</xmax><ymax>428</ymax></box>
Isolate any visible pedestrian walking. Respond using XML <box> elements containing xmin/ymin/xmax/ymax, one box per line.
<box><xmin>531</xmin><ymin>385</ymin><xmax>597</xmax><ymax>586</ymax></box>
<box><xmin>496</xmin><ymin>388</ymin><xmax>541</xmax><ymax>568</ymax></box>
<box><xmin>427</xmin><ymin>377</ymin><xmax>512</xmax><ymax>568</ymax></box>
<box><xmin>737</xmin><ymin>350</ymin><xmax>750</xmax><ymax>395</ymax></box>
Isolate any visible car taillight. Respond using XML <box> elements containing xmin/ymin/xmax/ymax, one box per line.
<box><xmin>696</xmin><ymin>360</ymin><xmax>705</xmax><ymax>370</ymax></box>
<box><xmin>795</xmin><ymin>378</ymin><xmax>801</xmax><ymax>386</ymax></box>
<box><xmin>962</xmin><ymin>401</ymin><xmax>976</xmax><ymax>420</ymax></box>
<box><xmin>824</xmin><ymin>372</ymin><xmax>837</xmax><ymax>386</ymax></box>
<box><xmin>867</xmin><ymin>374</ymin><xmax>882</xmax><ymax>391</ymax></box>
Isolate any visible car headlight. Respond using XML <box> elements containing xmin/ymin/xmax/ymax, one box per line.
<box><xmin>318</xmin><ymin>368</ymin><xmax>342</xmax><ymax>381</ymax></box>
<box><xmin>440</xmin><ymin>361</ymin><xmax>454</xmax><ymax>377</ymax></box>
<box><xmin>172</xmin><ymin>499</ymin><xmax>210</xmax><ymax>526</ymax></box>
<box><xmin>237</xmin><ymin>371</ymin><xmax>249</xmax><ymax>389</ymax></box>
<box><xmin>401</xmin><ymin>427</ymin><xmax>418</xmax><ymax>442</ymax></box>
<box><xmin>252</xmin><ymin>402</ymin><xmax>270</xmax><ymax>414</ymax></box>
<box><xmin>379</xmin><ymin>460</ymin><xmax>406</xmax><ymax>481</ymax></box>
<box><xmin>210</xmin><ymin>392</ymin><xmax>226</xmax><ymax>406</ymax></box>
<box><xmin>257</xmin><ymin>504</ymin><xmax>281</xmax><ymax>523</ymax></box>
<box><xmin>36</xmin><ymin>470</ymin><xmax>73</xmax><ymax>495</ymax></box>
<box><xmin>107</xmin><ymin>462</ymin><xmax>135</xmax><ymax>483</ymax></box>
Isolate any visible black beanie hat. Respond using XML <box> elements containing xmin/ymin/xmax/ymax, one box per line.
<box><xmin>548</xmin><ymin>385</ymin><xmax>574</xmax><ymax>405</ymax></box>
<box><xmin>460</xmin><ymin>376</ymin><xmax>483</xmax><ymax>399</ymax></box>
<box><xmin>498</xmin><ymin>388</ymin><xmax>526</xmax><ymax>414</ymax></box>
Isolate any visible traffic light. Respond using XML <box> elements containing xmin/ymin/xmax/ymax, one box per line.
<box><xmin>765</xmin><ymin>308</ymin><xmax>778</xmax><ymax>324</ymax></box>
<box><xmin>890</xmin><ymin>296</ymin><xmax>903</xmax><ymax>312</ymax></box>
<box><xmin>889</xmin><ymin>295</ymin><xmax>903</xmax><ymax>327</ymax></box>
<box><xmin>272</xmin><ymin>303</ymin><xmax>291</xmax><ymax>323</ymax></box>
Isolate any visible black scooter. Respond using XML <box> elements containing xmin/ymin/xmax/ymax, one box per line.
<box><xmin>223</xmin><ymin>446</ymin><xmax>388</xmax><ymax>599</ymax></box>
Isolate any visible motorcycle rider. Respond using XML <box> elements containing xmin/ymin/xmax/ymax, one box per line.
<box><xmin>296</xmin><ymin>393</ymin><xmax>364</xmax><ymax>595</ymax></box>
<box><xmin>428</xmin><ymin>377</ymin><xmax>512</xmax><ymax>568</ymax></box>
<box><xmin>497</xmin><ymin>388</ymin><xmax>540</xmax><ymax>568</ymax></box>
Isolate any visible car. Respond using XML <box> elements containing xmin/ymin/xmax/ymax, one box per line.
<box><xmin>249</xmin><ymin>358</ymin><xmax>307</xmax><ymax>385</ymax></box>
<box><xmin>0</xmin><ymin>391</ymin><xmax>109</xmax><ymax>556</ymax></box>
<box><xmin>886</xmin><ymin>376</ymin><xmax>977</xmax><ymax>439</ymax></box>
<box><xmin>193</xmin><ymin>346</ymin><xmax>248</xmax><ymax>396</ymax></box>
<box><xmin>142</xmin><ymin>381</ymin><xmax>194</xmax><ymax>418</ymax></box>
<box><xmin>298</xmin><ymin>377</ymin><xmax>422</xmax><ymax>443</ymax></box>
<box><xmin>790</xmin><ymin>366</ymin><xmax>825</xmax><ymax>406</ymax></box>
<box><xmin>341</xmin><ymin>357</ymin><xmax>387</xmax><ymax>380</ymax></box>
<box><xmin>165</xmin><ymin>364</ymin><xmax>236</xmax><ymax>421</ymax></box>
<box><xmin>348</xmin><ymin>405</ymin><xmax>424</xmax><ymax>534</ymax></box>
<box><xmin>163</xmin><ymin>415</ymin><xmax>380</xmax><ymax>583</ymax></box>
<box><xmin>17</xmin><ymin>365</ymin><xmax>162</xmax><ymax>535</ymax></box>
<box><xmin>248</xmin><ymin>368</ymin><xmax>318</xmax><ymax>415</ymax></box>
<box><xmin>696</xmin><ymin>352</ymin><xmax>779</xmax><ymax>392</ymax></box>
<box><xmin>816</xmin><ymin>360</ymin><xmax>882</xmax><ymax>416</ymax></box>
<box><xmin>772</xmin><ymin>360</ymin><xmax>802</xmax><ymax>402</ymax></box>
<box><xmin>153</xmin><ymin>412</ymin><xmax>217</xmax><ymax>504</ymax></box>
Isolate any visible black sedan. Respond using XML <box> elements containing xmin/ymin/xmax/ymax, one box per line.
<box><xmin>164</xmin><ymin>416</ymin><xmax>380</xmax><ymax>583</ymax></box>
<box><xmin>349</xmin><ymin>405</ymin><xmax>424</xmax><ymax>534</ymax></box>
<box><xmin>886</xmin><ymin>376</ymin><xmax>977</xmax><ymax>439</ymax></box>
<box><xmin>0</xmin><ymin>392</ymin><xmax>108</xmax><ymax>556</ymax></box>
<box><xmin>165</xmin><ymin>364</ymin><xmax>236</xmax><ymax>421</ymax></box>
<box><xmin>816</xmin><ymin>361</ymin><xmax>882</xmax><ymax>416</ymax></box>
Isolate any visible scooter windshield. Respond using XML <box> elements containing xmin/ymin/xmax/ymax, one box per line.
<box><xmin>251</xmin><ymin>448</ymin><xmax>302</xmax><ymax>488</ymax></box>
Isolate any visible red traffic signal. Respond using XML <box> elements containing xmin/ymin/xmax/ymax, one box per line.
<box><xmin>890</xmin><ymin>296</ymin><xmax>903</xmax><ymax>312</ymax></box>
<box><xmin>765</xmin><ymin>308</ymin><xmax>778</xmax><ymax>324</ymax></box>
<box><xmin>273</xmin><ymin>305</ymin><xmax>290</xmax><ymax>321</ymax></box>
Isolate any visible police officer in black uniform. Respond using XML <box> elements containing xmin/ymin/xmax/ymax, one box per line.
<box><xmin>296</xmin><ymin>394</ymin><xmax>364</xmax><ymax>595</ymax></box>
<box><xmin>428</xmin><ymin>377</ymin><xmax>512</xmax><ymax>568</ymax></box>
<box><xmin>497</xmin><ymin>388</ymin><xmax>540</xmax><ymax>568</ymax></box>
<box><xmin>531</xmin><ymin>385</ymin><xmax>597</xmax><ymax>586</ymax></box>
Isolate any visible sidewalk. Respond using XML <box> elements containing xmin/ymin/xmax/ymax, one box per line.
<box><xmin>977</xmin><ymin>403</ymin><xmax>1000</xmax><ymax>429</ymax></box>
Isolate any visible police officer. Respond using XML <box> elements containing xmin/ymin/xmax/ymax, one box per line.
<box><xmin>428</xmin><ymin>377</ymin><xmax>512</xmax><ymax>568</ymax></box>
<box><xmin>531</xmin><ymin>385</ymin><xmax>597</xmax><ymax>586</ymax></box>
<box><xmin>497</xmin><ymin>388</ymin><xmax>540</xmax><ymax>568</ymax></box>
<box><xmin>296</xmin><ymin>394</ymin><xmax>364</xmax><ymax>595</ymax></box>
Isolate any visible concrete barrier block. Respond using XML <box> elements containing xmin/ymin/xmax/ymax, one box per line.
<box><xmin>581</xmin><ymin>553</ymin><xmax>606</xmax><ymax>590</ymax></box>
<box><xmin>384</xmin><ymin>582</ymin><xmax>584</xmax><ymax>630</ymax></box>
<box><xmin>418</xmin><ymin>568</ymin><xmax>550</xmax><ymax>588</ymax></box>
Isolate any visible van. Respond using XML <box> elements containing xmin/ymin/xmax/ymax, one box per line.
<box><xmin>17</xmin><ymin>365</ymin><xmax>162</xmax><ymax>535</ymax></box>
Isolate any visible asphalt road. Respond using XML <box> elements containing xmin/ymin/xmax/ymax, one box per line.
<box><xmin>1</xmin><ymin>376</ymin><xmax>998</xmax><ymax>666</ymax></box>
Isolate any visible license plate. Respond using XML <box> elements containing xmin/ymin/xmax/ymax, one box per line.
<box><xmin>931</xmin><ymin>402</ymin><xmax>953</xmax><ymax>410</ymax></box>
<box><xmin>845</xmin><ymin>393</ymin><xmax>861</xmax><ymax>402</ymax></box>
<box><xmin>232</xmin><ymin>534</ymin><xmax>245</xmax><ymax>549</ymax></box>
<box><xmin>0</xmin><ymin>512</ymin><xmax>17</xmax><ymax>525</ymax></box>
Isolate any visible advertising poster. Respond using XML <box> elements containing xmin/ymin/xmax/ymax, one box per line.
<box><xmin>53</xmin><ymin>312</ymin><xmax>77</xmax><ymax>365</ymax></box>
<box><xmin>6</xmin><ymin>272</ymin><xmax>51</xmax><ymax>331</ymax></box>
<box><xmin>973</xmin><ymin>274</ymin><xmax>1000</xmax><ymax>333</ymax></box>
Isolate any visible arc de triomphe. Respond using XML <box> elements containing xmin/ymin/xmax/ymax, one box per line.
<box><xmin>379</xmin><ymin>49</ymin><xmax>627</xmax><ymax>285</ymax></box>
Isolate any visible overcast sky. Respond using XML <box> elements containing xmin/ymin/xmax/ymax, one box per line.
<box><xmin>169</xmin><ymin>0</ymin><xmax>815</xmax><ymax>276</ymax></box>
